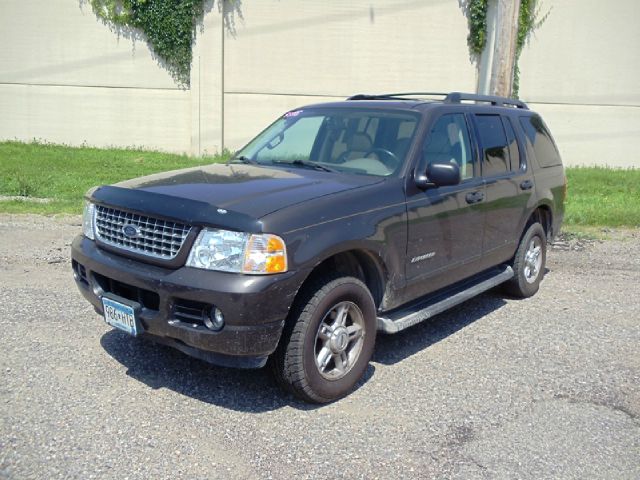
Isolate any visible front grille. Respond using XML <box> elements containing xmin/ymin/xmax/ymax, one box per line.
<box><xmin>95</xmin><ymin>205</ymin><xmax>191</xmax><ymax>260</ymax></box>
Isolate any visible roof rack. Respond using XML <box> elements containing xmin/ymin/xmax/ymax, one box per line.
<box><xmin>347</xmin><ymin>91</ymin><xmax>529</xmax><ymax>109</ymax></box>
<box><xmin>444</xmin><ymin>92</ymin><xmax>528</xmax><ymax>109</ymax></box>
<box><xmin>347</xmin><ymin>92</ymin><xmax>448</xmax><ymax>101</ymax></box>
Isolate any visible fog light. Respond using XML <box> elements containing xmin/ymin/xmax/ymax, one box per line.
<box><xmin>204</xmin><ymin>307</ymin><xmax>225</xmax><ymax>331</ymax></box>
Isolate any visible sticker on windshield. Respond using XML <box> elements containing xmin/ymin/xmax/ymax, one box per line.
<box><xmin>284</xmin><ymin>110</ymin><xmax>302</xmax><ymax>118</ymax></box>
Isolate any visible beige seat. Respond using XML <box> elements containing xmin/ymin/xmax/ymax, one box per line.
<box><xmin>340</xmin><ymin>132</ymin><xmax>373</xmax><ymax>161</ymax></box>
<box><xmin>447</xmin><ymin>122</ymin><xmax>472</xmax><ymax>179</ymax></box>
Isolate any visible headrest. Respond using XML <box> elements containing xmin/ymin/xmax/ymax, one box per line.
<box><xmin>349</xmin><ymin>132</ymin><xmax>373</xmax><ymax>151</ymax></box>
<box><xmin>447</xmin><ymin>123</ymin><xmax>461</xmax><ymax>145</ymax></box>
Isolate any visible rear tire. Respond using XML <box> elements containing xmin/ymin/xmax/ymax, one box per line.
<box><xmin>271</xmin><ymin>275</ymin><xmax>377</xmax><ymax>403</ymax></box>
<box><xmin>504</xmin><ymin>222</ymin><xmax>547</xmax><ymax>298</ymax></box>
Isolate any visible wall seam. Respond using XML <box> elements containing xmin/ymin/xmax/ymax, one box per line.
<box><xmin>220</xmin><ymin>2</ymin><xmax>225</xmax><ymax>152</ymax></box>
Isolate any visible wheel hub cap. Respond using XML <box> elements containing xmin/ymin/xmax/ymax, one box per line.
<box><xmin>314</xmin><ymin>301</ymin><xmax>365</xmax><ymax>380</ymax></box>
<box><xmin>329</xmin><ymin>326</ymin><xmax>349</xmax><ymax>353</ymax></box>
<box><xmin>524</xmin><ymin>237</ymin><xmax>543</xmax><ymax>283</ymax></box>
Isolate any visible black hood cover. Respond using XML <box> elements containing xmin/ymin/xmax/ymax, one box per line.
<box><xmin>90</xmin><ymin>163</ymin><xmax>380</xmax><ymax>232</ymax></box>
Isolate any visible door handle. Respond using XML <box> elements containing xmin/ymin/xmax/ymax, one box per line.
<box><xmin>465</xmin><ymin>191</ymin><xmax>484</xmax><ymax>204</ymax></box>
<box><xmin>520</xmin><ymin>179</ymin><xmax>534</xmax><ymax>190</ymax></box>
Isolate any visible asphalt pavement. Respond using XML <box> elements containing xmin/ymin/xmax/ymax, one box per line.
<box><xmin>1</xmin><ymin>215</ymin><xmax>638</xmax><ymax>479</ymax></box>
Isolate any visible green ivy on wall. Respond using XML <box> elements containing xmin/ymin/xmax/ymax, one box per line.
<box><xmin>465</xmin><ymin>0</ymin><xmax>549</xmax><ymax>97</ymax></box>
<box><xmin>90</xmin><ymin>0</ymin><xmax>207</xmax><ymax>86</ymax></box>
<box><xmin>514</xmin><ymin>0</ymin><xmax>550</xmax><ymax>97</ymax></box>
<box><xmin>466</xmin><ymin>0</ymin><xmax>489</xmax><ymax>57</ymax></box>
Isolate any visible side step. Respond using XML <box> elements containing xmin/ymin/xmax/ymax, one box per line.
<box><xmin>376</xmin><ymin>265</ymin><xmax>514</xmax><ymax>334</ymax></box>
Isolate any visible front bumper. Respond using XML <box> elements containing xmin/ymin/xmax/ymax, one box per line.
<box><xmin>71</xmin><ymin>235</ymin><xmax>308</xmax><ymax>368</ymax></box>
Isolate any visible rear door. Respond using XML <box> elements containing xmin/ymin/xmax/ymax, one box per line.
<box><xmin>471</xmin><ymin>113</ymin><xmax>533</xmax><ymax>267</ymax></box>
<box><xmin>519</xmin><ymin>113</ymin><xmax>566</xmax><ymax>235</ymax></box>
<box><xmin>404</xmin><ymin>112</ymin><xmax>486</xmax><ymax>300</ymax></box>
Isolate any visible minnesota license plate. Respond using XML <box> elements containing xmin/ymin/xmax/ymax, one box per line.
<box><xmin>102</xmin><ymin>297</ymin><xmax>138</xmax><ymax>336</ymax></box>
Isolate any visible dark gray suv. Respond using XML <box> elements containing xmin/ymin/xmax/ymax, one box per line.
<box><xmin>72</xmin><ymin>92</ymin><xmax>566</xmax><ymax>402</ymax></box>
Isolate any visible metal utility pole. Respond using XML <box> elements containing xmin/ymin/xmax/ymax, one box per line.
<box><xmin>478</xmin><ymin>0</ymin><xmax>521</xmax><ymax>97</ymax></box>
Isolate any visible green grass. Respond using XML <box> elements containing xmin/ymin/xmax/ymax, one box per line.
<box><xmin>1</xmin><ymin>142</ymin><xmax>638</xmax><ymax>228</ymax></box>
<box><xmin>0</xmin><ymin>141</ymin><xmax>228</xmax><ymax>214</ymax></box>
<box><xmin>565</xmin><ymin>166</ymin><xmax>640</xmax><ymax>227</ymax></box>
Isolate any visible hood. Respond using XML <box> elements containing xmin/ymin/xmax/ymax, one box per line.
<box><xmin>112</xmin><ymin>163</ymin><xmax>381</xmax><ymax>219</ymax></box>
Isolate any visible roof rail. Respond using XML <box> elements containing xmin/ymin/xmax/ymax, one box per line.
<box><xmin>347</xmin><ymin>92</ymin><xmax>448</xmax><ymax>101</ymax></box>
<box><xmin>347</xmin><ymin>91</ymin><xmax>529</xmax><ymax>109</ymax></box>
<box><xmin>444</xmin><ymin>92</ymin><xmax>529</xmax><ymax>109</ymax></box>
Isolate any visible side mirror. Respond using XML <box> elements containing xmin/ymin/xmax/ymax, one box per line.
<box><xmin>415</xmin><ymin>161</ymin><xmax>461</xmax><ymax>189</ymax></box>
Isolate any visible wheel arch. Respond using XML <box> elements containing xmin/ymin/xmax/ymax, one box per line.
<box><xmin>300</xmin><ymin>249</ymin><xmax>387</xmax><ymax>309</ymax></box>
<box><xmin>528</xmin><ymin>204</ymin><xmax>554</xmax><ymax>240</ymax></box>
<box><xmin>510</xmin><ymin>204</ymin><xmax>554</xmax><ymax>263</ymax></box>
<box><xmin>284</xmin><ymin>247</ymin><xmax>389</xmax><ymax>327</ymax></box>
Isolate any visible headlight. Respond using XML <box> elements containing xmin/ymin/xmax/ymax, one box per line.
<box><xmin>82</xmin><ymin>202</ymin><xmax>95</xmax><ymax>240</ymax></box>
<box><xmin>186</xmin><ymin>228</ymin><xmax>287</xmax><ymax>274</ymax></box>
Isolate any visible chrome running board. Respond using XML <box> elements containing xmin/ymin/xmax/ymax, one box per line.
<box><xmin>377</xmin><ymin>265</ymin><xmax>514</xmax><ymax>334</ymax></box>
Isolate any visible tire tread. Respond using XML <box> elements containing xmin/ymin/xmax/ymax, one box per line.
<box><xmin>271</xmin><ymin>274</ymin><xmax>374</xmax><ymax>403</ymax></box>
<box><xmin>503</xmin><ymin>222</ymin><xmax>547</xmax><ymax>298</ymax></box>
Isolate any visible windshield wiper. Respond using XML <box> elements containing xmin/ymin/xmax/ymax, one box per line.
<box><xmin>272</xmin><ymin>159</ymin><xmax>337</xmax><ymax>173</ymax></box>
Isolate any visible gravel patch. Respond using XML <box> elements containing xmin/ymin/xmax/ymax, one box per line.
<box><xmin>1</xmin><ymin>215</ymin><xmax>638</xmax><ymax>479</ymax></box>
<box><xmin>0</xmin><ymin>196</ymin><xmax>53</xmax><ymax>204</ymax></box>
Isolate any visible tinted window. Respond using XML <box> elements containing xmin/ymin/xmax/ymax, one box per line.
<box><xmin>519</xmin><ymin>115</ymin><xmax>562</xmax><ymax>167</ymax></box>
<box><xmin>422</xmin><ymin>114</ymin><xmax>474</xmax><ymax>180</ymax></box>
<box><xmin>256</xmin><ymin>117</ymin><xmax>323</xmax><ymax>163</ymax></box>
<box><xmin>475</xmin><ymin>114</ymin><xmax>509</xmax><ymax>176</ymax></box>
<box><xmin>503</xmin><ymin>117</ymin><xmax>521</xmax><ymax>170</ymax></box>
<box><xmin>236</xmin><ymin>108</ymin><xmax>419</xmax><ymax>177</ymax></box>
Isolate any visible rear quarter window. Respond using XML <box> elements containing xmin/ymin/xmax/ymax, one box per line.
<box><xmin>519</xmin><ymin>115</ymin><xmax>562</xmax><ymax>168</ymax></box>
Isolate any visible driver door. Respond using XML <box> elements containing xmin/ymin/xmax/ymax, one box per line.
<box><xmin>404</xmin><ymin>113</ymin><xmax>486</xmax><ymax>300</ymax></box>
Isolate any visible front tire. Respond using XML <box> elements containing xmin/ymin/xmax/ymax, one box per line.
<box><xmin>504</xmin><ymin>222</ymin><xmax>547</xmax><ymax>298</ymax></box>
<box><xmin>271</xmin><ymin>275</ymin><xmax>377</xmax><ymax>403</ymax></box>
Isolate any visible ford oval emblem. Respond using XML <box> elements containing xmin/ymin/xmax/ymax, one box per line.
<box><xmin>122</xmin><ymin>224</ymin><xmax>141</xmax><ymax>238</ymax></box>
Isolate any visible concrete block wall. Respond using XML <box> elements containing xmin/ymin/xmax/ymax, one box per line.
<box><xmin>221</xmin><ymin>0</ymin><xmax>476</xmax><ymax>149</ymax></box>
<box><xmin>0</xmin><ymin>0</ymin><xmax>192</xmax><ymax>151</ymax></box>
<box><xmin>518</xmin><ymin>0</ymin><xmax>640</xmax><ymax>167</ymax></box>
<box><xmin>0</xmin><ymin>0</ymin><xmax>475</xmax><ymax>155</ymax></box>
<box><xmin>1</xmin><ymin>0</ymin><xmax>638</xmax><ymax>167</ymax></box>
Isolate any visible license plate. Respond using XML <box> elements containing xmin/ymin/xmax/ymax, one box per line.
<box><xmin>102</xmin><ymin>297</ymin><xmax>138</xmax><ymax>336</ymax></box>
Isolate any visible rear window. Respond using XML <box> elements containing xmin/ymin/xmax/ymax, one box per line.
<box><xmin>474</xmin><ymin>114</ymin><xmax>510</xmax><ymax>176</ymax></box>
<box><xmin>503</xmin><ymin>117</ymin><xmax>522</xmax><ymax>171</ymax></box>
<box><xmin>519</xmin><ymin>115</ymin><xmax>562</xmax><ymax>167</ymax></box>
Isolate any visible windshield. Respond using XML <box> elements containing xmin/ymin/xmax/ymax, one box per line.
<box><xmin>233</xmin><ymin>108</ymin><xmax>420</xmax><ymax>177</ymax></box>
